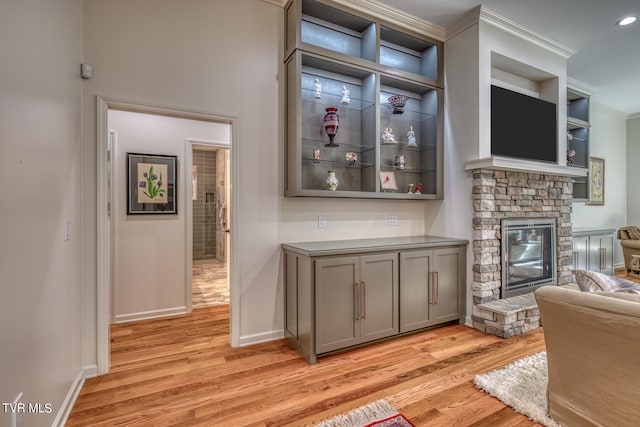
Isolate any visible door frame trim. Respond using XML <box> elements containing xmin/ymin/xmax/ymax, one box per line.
<box><xmin>96</xmin><ymin>96</ymin><xmax>239</xmax><ymax>375</ymax></box>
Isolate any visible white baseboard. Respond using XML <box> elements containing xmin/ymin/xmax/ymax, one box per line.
<box><xmin>238</xmin><ymin>329</ymin><xmax>284</xmax><ymax>347</ymax></box>
<box><xmin>52</xmin><ymin>365</ymin><xmax>96</xmax><ymax>427</ymax></box>
<box><xmin>114</xmin><ymin>306</ymin><xmax>188</xmax><ymax>323</ymax></box>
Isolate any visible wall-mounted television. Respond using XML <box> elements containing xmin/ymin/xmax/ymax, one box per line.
<box><xmin>491</xmin><ymin>85</ymin><xmax>557</xmax><ymax>163</ymax></box>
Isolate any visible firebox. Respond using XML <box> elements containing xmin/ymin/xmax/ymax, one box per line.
<box><xmin>501</xmin><ymin>218</ymin><xmax>556</xmax><ymax>298</ymax></box>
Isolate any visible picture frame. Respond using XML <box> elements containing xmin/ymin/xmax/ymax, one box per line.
<box><xmin>127</xmin><ymin>153</ymin><xmax>177</xmax><ymax>214</ymax></box>
<box><xmin>586</xmin><ymin>156</ymin><xmax>604</xmax><ymax>206</ymax></box>
<box><xmin>379</xmin><ymin>171</ymin><xmax>398</xmax><ymax>191</ymax></box>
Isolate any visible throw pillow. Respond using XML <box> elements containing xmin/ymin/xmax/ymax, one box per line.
<box><xmin>575</xmin><ymin>270</ymin><xmax>640</xmax><ymax>293</ymax></box>
<box><xmin>627</xmin><ymin>226</ymin><xmax>640</xmax><ymax>240</ymax></box>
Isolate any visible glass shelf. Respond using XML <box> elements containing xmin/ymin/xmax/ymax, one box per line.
<box><xmin>380</xmin><ymin>166</ymin><xmax>437</xmax><ymax>174</ymax></box>
<box><xmin>302</xmin><ymin>139</ymin><xmax>375</xmax><ymax>153</ymax></box>
<box><xmin>304</xmin><ymin>158</ymin><xmax>375</xmax><ymax>169</ymax></box>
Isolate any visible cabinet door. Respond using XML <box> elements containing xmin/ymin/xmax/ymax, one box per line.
<box><xmin>360</xmin><ymin>253</ymin><xmax>399</xmax><ymax>343</ymax></box>
<box><xmin>572</xmin><ymin>236</ymin><xmax>589</xmax><ymax>281</ymax></box>
<box><xmin>431</xmin><ymin>247</ymin><xmax>464</xmax><ymax>323</ymax></box>
<box><xmin>589</xmin><ymin>235</ymin><xmax>613</xmax><ymax>275</ymax></box>
<box><xmin>315</xmin><ymin>257</ymin><xmax>360</xmax><ymax>354</ymax></box>
<box><xmin>399</xmin><ymin>250</ymin><xmax>433</xmax><ymax>333</ymax></box>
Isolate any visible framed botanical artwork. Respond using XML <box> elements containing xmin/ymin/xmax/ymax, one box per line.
<box><xmin>379</xmin><ymin>171</ymin><xmax>398</xmax><ymax>191</ymax></box>
<box><xmin>586</xmin><ymin>156</ymin><xmax>604</xmax><ymax>206</ymax></box>
<box><xmin>127</xmin><ymin>153</ymin><xmax>177</xmax><ymax>214</ymax></box>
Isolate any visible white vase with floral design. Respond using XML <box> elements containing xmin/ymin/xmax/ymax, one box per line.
<box><xmin>325</xmin><ymin>170</ymin><xmax>339</xmax><ymax>191</ymax></box>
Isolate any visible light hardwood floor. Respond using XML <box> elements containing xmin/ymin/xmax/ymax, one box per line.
<box><xmin>67</xmin><ymin>305</ymin><xmax>546</xmax><ymax>426</ymax></box>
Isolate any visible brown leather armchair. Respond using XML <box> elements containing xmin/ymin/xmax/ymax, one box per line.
<box><xmin>617</xmin><ymin>226</ymin><xmax>640</xmax><ymax>271</ymax></box>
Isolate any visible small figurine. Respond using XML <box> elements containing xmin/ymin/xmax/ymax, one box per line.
<box><xmin>407</xmin><ymin>126</ymin><xmax>417</xmax><ymax>147</ymax></box>
<box><xmin>407</xmin><ymin>183</ymin><xmax>415</xmax><ymax>194</ymax></box>
<box><xmin>345</xmin><ymin>151</ymin><xmax>357</xmax><ymax>165</ymax></box>
<box><xmin>394</xmin><ymin>154</ymin><xmax>405</xmax><ymax>170</ymax></box>
<box><xmin>314</xmin><ymin>79</ymin><xmax>322</xmax><ymax>98</ymax></box>
<box><xmin>566</xmin><ymin>149</ymin><xmax>576</xmax><ymax>165</ymax></box>
<box><xmin>313</xmin><ymin>148</ymin><xmax>321</xmax><ymax>163</ymax></box>
<box><xmin>414</xmin><ymin>182</ymin><xmax>422</xmax><ymax>195</ymax></box>
<box><xmin>341</xmin><ymin>85</ymin><xmax>350</xmax><ymax>105</ymax></box>
<box><xmin>382</xmin><ymin>127</ymin><xmax>396</xmax><ymax>144</ymax></box>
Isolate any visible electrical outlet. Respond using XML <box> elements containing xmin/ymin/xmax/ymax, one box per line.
<box><xmin>64</xmin><ymin>218</ymin><xmax>71</xmax><ymax>241</ymax></box>
<box><xmin>388</xmin><ymin>215</ymin><xmax>398</xmax><ymax>226</ymax></box>
<box><xmin>318</xmin><ymin>216</ymin><xmax>326</xmax><ymax>228</ymax></box>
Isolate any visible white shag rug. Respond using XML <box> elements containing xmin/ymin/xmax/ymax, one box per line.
<box><xmin>315</xmin><ymin>400</ymin><xmax>399</xmax><ymax>427</ymax></box>
<box><xmin>474</xmin><ymin>351</ymin><xmax>561</xmax><ymax>427</ymax></box>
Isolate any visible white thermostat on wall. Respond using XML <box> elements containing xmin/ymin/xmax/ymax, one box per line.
<box><xmin>81</xmin><ymin>63</ymin><xmax>93</xmax><ymax>79</ymax></box>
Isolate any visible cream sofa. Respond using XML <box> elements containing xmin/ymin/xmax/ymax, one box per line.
<box><xmin>535</xmin><ymin>286</ymin><xmax>640</xmax><ymax>426</ymax></box>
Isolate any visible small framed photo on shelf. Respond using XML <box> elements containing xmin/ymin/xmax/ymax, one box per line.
<box><xmin>379</xmin><ymin>171</ymin><xmax>398</xmax><ymax>191</ymax></box>
<box><xmin>127</xmin><ymin>153</ymin><xmax>177</xmax><ymax>214</ymax></box>
<box><xmin>586</xmin><ymin>156</ymin><xmax>605</xmax><ymax>206</ymax></box>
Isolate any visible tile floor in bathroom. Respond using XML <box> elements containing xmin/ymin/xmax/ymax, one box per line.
<box><xmin>192</xmin><ymin>259</ymin><xmax>229</xmax><ymax>308</ymax></box>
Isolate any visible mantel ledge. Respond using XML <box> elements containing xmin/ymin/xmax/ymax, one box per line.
<box><xmin>464</xmin><ymin>156</ymin><xmax>588</xmax><ymax>177</ymax></box>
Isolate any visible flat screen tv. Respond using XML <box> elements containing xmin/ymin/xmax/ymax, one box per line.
<box><xmin>491</xmin><ymin>85</ymin><xmax>557</xmax><ymax>163</ymax></box>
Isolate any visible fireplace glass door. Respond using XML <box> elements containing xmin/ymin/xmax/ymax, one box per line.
<box><xmin>502</xmin><ymin>218</ymin><xmax>556</xmax><ymax>298</ymax></box>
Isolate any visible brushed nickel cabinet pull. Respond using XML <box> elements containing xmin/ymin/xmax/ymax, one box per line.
<box><xmin>362</xmin><ymin>281</ymin><xmax>366</xmax><ymax>319</ymax></box>
<box><xmin>430</xmin><ymin>272</ymin><xmax>434</xmax><ymax>304</ymax></box>
<box><xmin>355</xmin><ymin>282</ymin><xmax>361</xmax><ymax>320</ymax></box>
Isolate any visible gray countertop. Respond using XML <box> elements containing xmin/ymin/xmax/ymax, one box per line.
<box><xmin>282</xmin><ymin>235</ymin><xmax>468</xmax><ymax>256</ymax></box>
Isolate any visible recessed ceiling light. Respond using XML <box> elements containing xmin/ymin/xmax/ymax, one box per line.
<box><xmin>616</xmin><ymin>16</ymin><xmax>637</xmax><ymax>26</ymax></box>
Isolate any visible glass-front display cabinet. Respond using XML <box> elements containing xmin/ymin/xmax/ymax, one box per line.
<box><xmin>566</xmin><ymin>88</ymin><xmax>590</xmax><ymax>200</ymax></box>
<box><xmin>284</xmin><ymin>0</ymin><xmax>444</xmax><ymax>199</ymax></box>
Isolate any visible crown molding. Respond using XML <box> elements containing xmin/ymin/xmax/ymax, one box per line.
<box><xmin>480</xmin><ymin>7</ymin><xmax>576</xmax><ymax>58</ymax></box>
<box><xmin>445</xmin><ymin>6</ymin><xmax>482</xmax><ymax>40</ymax></box>
<box><xmin>447</xmin><ymin>6</ymin><xmax>576</xmax><ymax>58</ymax></box>
<box><xmin>326</xmin><ymin>0</ymin><xmax>446</xmax><ymax>41</ymax></box>
<box><xmin>629</xmin><ymin>112</ymin><xmax>640</xmax><ymax>120</ymax></box>
<box><xmin>567</xmin><ymin>78</ymin><xmax>597</xmax><ymax>96</ymax></box>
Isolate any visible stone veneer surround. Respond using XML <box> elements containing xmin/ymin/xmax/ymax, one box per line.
<box><xmin>470</xmin><ymin>169</ymin><xmax>573</xmax><ymax>337</ymax></box>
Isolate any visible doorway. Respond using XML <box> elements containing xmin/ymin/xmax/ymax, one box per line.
<box><xmin>189</xmin><ymin>143</ymin><xmax>230</xmax><ymax>308</ymax></box>
<box><xmin>96</xmin><ymin>97</ymin><xmax>238</xmax><ymax>375</ymax></box>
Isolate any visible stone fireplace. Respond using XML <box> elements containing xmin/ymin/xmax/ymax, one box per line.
<box><xmin>470</xmin><ymin>168</ymin><xmax>573</xmax><ymax>337</ymax></box>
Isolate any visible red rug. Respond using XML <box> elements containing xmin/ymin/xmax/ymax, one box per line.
<box><xmin>315</xmin><ymin>400</ymin><xmax>413</xmax><ymax>427</ymax></box>
<box><xmin>363</xmin><ymin>413</ymin><xmax>414</xmax><ymax>427</ymax></box>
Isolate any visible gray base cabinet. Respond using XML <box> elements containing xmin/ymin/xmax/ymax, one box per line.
<box><xmin>283</xmin><ymin>236</ymin><xmax>467</xmax><ymax>364</ymax></box>
<box><xmin>400</xmin><ymin>247</ymin><xmax>465</xmax><ymax>333</ymax></box>
<box><xmin>316</xmin><ymin>253</ymin><xmax>398</xmax><ymax>354</ymax></box>
<box><xmin>572</xmin><ymin>228</ymin><xmax>614</xmax><ymax>281</ymax></box>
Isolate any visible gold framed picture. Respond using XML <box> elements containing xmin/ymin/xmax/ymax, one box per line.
<box><xmin>379</xmin><ymin>171</ymin><xmax>398</xmax><ymax>191</ymax></box>
<box><xmin>586</xmin><ymin>156</ymin><xmax>604</xmax><ymax>206</ymax></box>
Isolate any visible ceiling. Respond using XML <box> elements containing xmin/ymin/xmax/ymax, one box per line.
<box><xmin>376</xmin><ymin>0</ymin><xmax>640</xmax><ymax>115</ymax></box>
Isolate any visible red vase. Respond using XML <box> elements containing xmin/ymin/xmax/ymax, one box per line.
<box><xmin>323</xmin><ymin>107</ymin><xmax>339</xmax><ymax>147</ymax></box>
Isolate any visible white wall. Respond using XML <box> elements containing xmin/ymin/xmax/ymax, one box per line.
<box><xmin>438</xmin><ymin>21</ymin><xmax>480</xmax><ymax>324</ymax></box>
<box><xmin>627</xmin><ymin>115</ymin><xmax>640</xmax><ymax>225</ymax></box>
<box><xmin>571</xmin><ymin>103</ymin><xmax>628</xmax><ymax>266</ymax></box>
<box><xmin>109</xmin><ymin>110</ymin><xmax>226</xmax><ymax>321</ymax></box>
<box><xmin>82</xmin><ymin>0</ymin><xmax>285</xmax><ymax>360</ymax></box>
<box><xmin>0</xmin><ymin>0</ymin><xmax>83</xmax><ymax>425</ymax></box>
